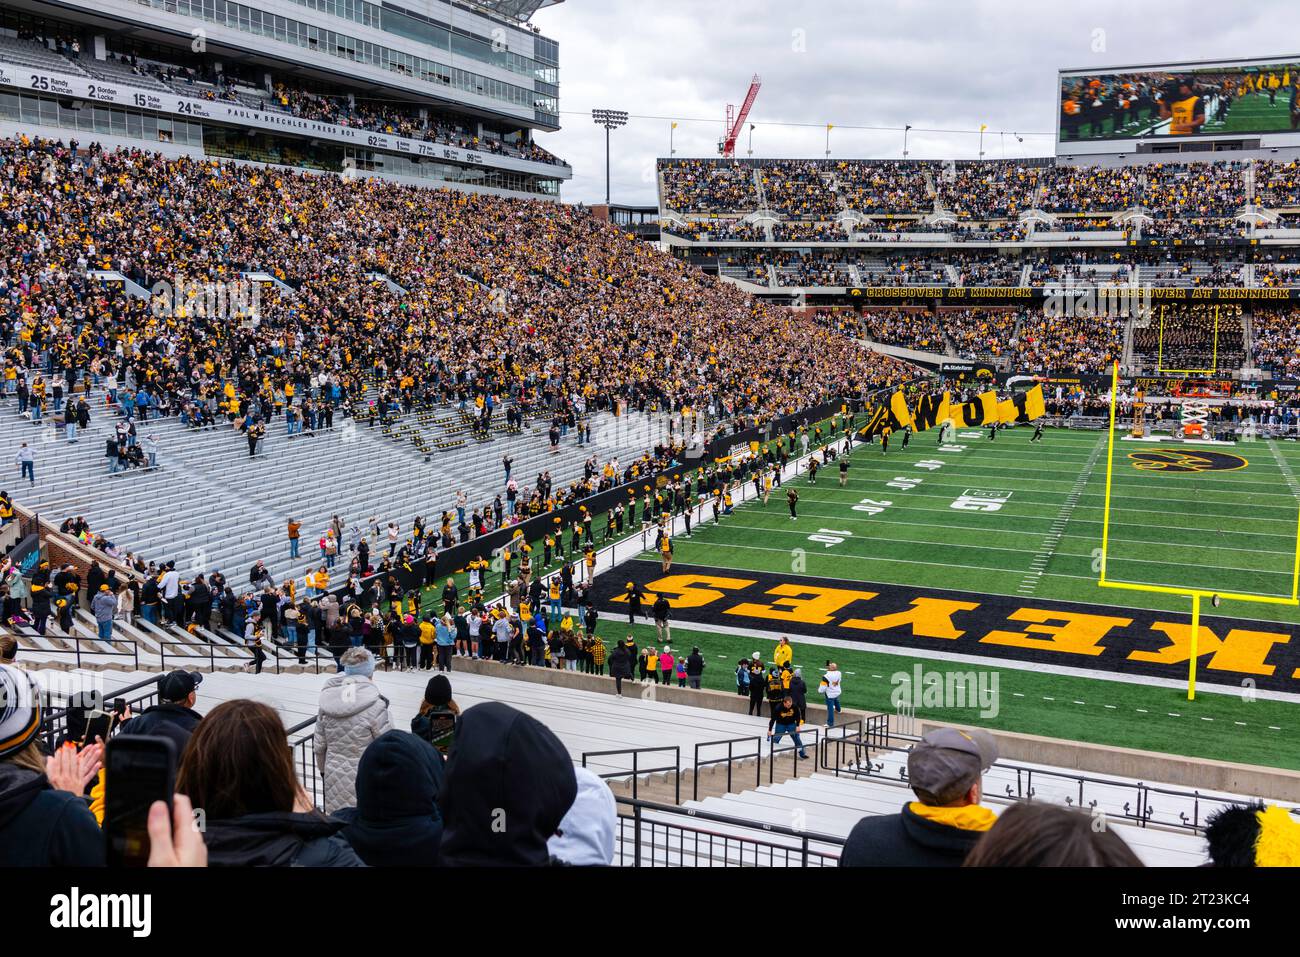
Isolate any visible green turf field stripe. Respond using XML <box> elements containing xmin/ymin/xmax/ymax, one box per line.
<box><xmin>828</xmin><ymin>473</ymin><xmax>1298</xmax><ymax>507</ymax></box>
<box><xmin>790</xmin><ymin>483</ymin><xmax>1300</xmax><ymax>528</ymax></box>
<box><xmin>707</xmin><ymin>505</ymin><xmax>1300</xmax><ymax>557</ymax></box>
<box><xmin>696</xmin><ymin>513</ymin><xmax>1296</xmax><ymax>577</ymax></box>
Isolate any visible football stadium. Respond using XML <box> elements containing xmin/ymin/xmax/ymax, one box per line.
<box><xmin>0</xmin><ymin>0</ymin><xmax>1298</xmax><ymax>917</ymax></box>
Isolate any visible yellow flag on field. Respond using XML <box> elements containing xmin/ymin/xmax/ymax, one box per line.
<box><xmin>997</xmin><ymin>397</ymin><xmax>1020</xmax><ymax>424</ymax></box>
<box><xmin>1023</xmin><ymin>384</ymin><xmax>1046</xmax><ymax>421</ymax></box>
<box><xmin>889</xmin><ymin>390</ymin><xmax>914</xmax><ymax>430</ymax></box>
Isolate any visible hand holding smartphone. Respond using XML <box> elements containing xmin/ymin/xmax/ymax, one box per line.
<box><xmin>104</xmin><ymin>735</ymin><xmax>178</xmax><ymax>868</ymax></box>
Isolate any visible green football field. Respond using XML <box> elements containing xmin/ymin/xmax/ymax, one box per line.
<box><xmin>624</xmin><ymin>426</ymin><xmax>1300</xmax><ymax>771</ymax></box>
<box><xmin>1203</xmin><ymin>90</ymin><xmax>1296</xmax><ymax>135</ymax></box>
<box><xmin>1076</xmin><ymin>88</ymin><xmax>1297</xmax><ymax>139</ymax></box>
<box><xmin>662</xmin><ymin>427</ymin><xmax>1300</xmax><ymax>620</ymax></box>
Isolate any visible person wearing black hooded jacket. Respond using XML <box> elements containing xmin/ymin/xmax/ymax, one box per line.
<box><xmin>118</xmin><ymin>670</ymin><xmax>204</xmax><ymax>755</ymax></box>
<box><xmin>187</xmin><ymin>575</ymin><xmax>212</xmax><ymax>627</ymax></box>
<box><xmin>608</xmin><ymin>640</ymin><xmax>633</xmax><ymax>697</ymax></box>
<box><xmin>438</xmin><ymin>702</ymin><xmax>577</xmax><ymax>867</ymax></box>
<box><xmin>335</xmin><ymin>731</ymin><xmax>444</xmax><ymax>866</ymax></box>
<box><xmin>685</xmin><ymin>647</ymin><xmax>706</xmax><ymax>689</ymax></box>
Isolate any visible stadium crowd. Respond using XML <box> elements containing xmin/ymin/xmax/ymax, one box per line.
<box><xmin>1252</xmin><ymin>307</ymin><xmax>1300</xmax><ymax>375</ymax></box>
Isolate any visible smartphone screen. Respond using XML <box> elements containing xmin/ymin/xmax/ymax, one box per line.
<box><xmin>104</xmin><ymin>736</ymin><xmax>177</xmax><ymax>868</ymax></box>
<box><xmin>82</xmin><ymin>710</ymin><xmax>114</xmax><ymax>747</ymax></box>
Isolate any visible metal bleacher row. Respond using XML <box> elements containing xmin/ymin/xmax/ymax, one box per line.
<box><xmin>33</xmin><ymin>665</ymin><xmax>1264</xmax><ymax>867</ymax></box>
<box><xmin>0</xmin><ymin>385</ymin><xmax>672</xmax><ymax>592</ymax></box>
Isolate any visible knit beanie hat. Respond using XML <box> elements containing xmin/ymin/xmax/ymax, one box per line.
<box><xmin>0</xmin><ymin>664</ymin><xmax>41</xmax><ymax>759</ymax></box>
<box><xmin>341</xmin><ymin>647</ymin><xmax>376</xmax><ymax>678</ymax></box>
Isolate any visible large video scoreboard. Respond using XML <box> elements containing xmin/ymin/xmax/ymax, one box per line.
<box><xmin>1058</xmin><ymin>55</ymin><xmax>1300</xmax><ymax>151</ymax></box>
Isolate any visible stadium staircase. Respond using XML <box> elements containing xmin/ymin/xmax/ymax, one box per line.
<box><xmin>0</xmin><ymin>36</ymin><xmax>91</xmax><ymax>75</ymax></box>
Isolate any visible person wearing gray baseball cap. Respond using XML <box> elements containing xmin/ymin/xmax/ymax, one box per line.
<box><xmin>840</xmin><ymin>726</ymin><xmax>999</xmax><ymax>867</ymax></box>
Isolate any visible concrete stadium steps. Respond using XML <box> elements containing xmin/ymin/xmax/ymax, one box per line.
<box><xmin>1</xmin><ymin>387</ymin><xmax>669</xmax><ymax>585</ymax></box>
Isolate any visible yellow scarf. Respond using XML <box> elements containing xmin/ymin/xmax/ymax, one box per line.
<box><xmin>908</xmin><ymin>802</ymin><xmax>997</xmax><ymax>832</ymax></box>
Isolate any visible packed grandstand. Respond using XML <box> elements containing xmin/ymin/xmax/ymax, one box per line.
<box><xmin>0</xmin><ymin>1</ymin><xmax>1297</xmax><ymax>906</ymax></box>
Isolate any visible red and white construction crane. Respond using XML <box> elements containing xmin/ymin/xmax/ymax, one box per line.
<box><xmin>718</xmin><ymin>74</ymin><xmax>762</xmax><ymax>157</ymax></box>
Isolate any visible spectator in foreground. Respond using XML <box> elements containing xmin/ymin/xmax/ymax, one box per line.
<box><xmin>177</xmin><ymin>699</ymin><xmax>363</xmax><ymax>867</ymax></box>
<box><xmin>547</xmin><ymin>766</ymin><xmax>618</xmax><ymax>866</ymax></box>
<box><xmin>963</xmin><ymin>802</ymin><xmax>1142</xmax><ymax>866</ymax></box>
<box><xmin>840</xmin><ymin>727</ymin><xmax>998</xmax><ymax>867</ymax></box>
<box><xmin>438</xmin><ymin>702</ymin><xmax>577</xmax><ymax>866</ymax></box>
<box><xmin>117</xmin><ymin>670</ymin><xmax>204</xmax><ymax>753</ymax></box>
<box><xmin>336</xmin><ymin>731</ymin><xmax>445</xmax><ymax>867</ymax></box>
<box><xmin>0</xmin><ymin>664</ymin><xmax>105</xmax><ymax>866</ymax></box>
<box><xmin>314</xmin><ymin>647</ymin><xmax>392</xmax><ymax>813</ymax></box>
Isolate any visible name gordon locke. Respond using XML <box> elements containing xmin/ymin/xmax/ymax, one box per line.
<box><xmin>600</xmin><ymin>566</ymin><xmax>1300</xmax><ymax>693</ymax></box>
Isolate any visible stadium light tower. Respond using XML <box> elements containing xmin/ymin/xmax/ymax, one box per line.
<box><xmin>592</xmin><ymin>108</ymin><xmax>628</xmax><ymax>204</ymax></box>
<box><xmin>903</xmin><ymin>124</ymin><xmax>912</xmax><ymax>159</ymax></box>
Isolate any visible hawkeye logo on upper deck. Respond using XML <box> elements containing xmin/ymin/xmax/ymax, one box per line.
<box><xmin>1128</xmin><ymin>449</ymin><xmax>1248</xmax><ymax>473</ymax></box>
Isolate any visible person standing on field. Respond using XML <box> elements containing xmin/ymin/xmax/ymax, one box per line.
<box><xmin>821</xmin><ymin>662</ymin><xmax>844</xmax><ymax>727</ymax></box>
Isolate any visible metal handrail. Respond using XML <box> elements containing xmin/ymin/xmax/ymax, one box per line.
<box><xmin>13</xmin><ymin>633</ymin><xmax>141</xmax><ymax>672</ymax></box>
<box><xmin>823</xmin><ymin>724</ymin><xmax>1293</xmax><ymax>835</ymax></box>
<box><xmin>582</xmin><ymin>745</ymin><xmax>681</xmax><ymax>803</ymax></box>
<box><xmin>39</xmin><ymin>672</ymin><xmax>165</xmax><ymax>751</ymax></box>
<box><xmin>692</xmin><ymin>735</ymin><xmax>762</xmax><ymax>801</ymax></box>
<box><xmin>615</xmin><ymin>795</ymin><xmax>844</xmax><ymax>867</ymax></box>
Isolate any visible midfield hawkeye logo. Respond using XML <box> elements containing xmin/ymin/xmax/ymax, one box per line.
<box><xmin>1128</xmin><ymin>449</ymin><xmax>1248</xmax><ymax>473</ymax></box>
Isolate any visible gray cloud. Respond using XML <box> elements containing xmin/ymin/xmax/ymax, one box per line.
<box><xmin>531</xmin><ymin>0</ymin><xmax>1300</xmax><ymax>205</ymax></box>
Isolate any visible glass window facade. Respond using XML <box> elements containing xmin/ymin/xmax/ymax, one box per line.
<box><xmin>119</xmin><ymin>0</ymin><xmax>558</xmax><ymax>117</ymax></box>
<box><xmin>0</xmin><ymin>91</ymin><xmax>204</xmax><ymax>145</ymax></box>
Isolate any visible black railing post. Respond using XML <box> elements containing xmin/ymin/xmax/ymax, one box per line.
<box><xmin>633</xmin><ymin>801</ymin><xmax>643</xmax><ymax>868</ymax></box>
<box><xmin>674</xmin><ymin>746</ymin><xmax>680</xmax><ymax>805</ymax></box>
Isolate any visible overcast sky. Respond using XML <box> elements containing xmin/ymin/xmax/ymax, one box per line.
<box><xmin>529</xmin><ymin>0</ymin><xmax>1300</xmax><ymax>205</ymax></box>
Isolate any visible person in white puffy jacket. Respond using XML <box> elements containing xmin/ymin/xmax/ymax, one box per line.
<box><xmin>314</xmin><ymin>647</ymin><xmax>392</xmax><ymax>813</ymax></box>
